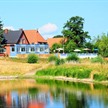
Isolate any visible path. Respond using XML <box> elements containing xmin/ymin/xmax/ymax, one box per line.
<box><xmin>24</xmin><ymin>63</ymin><xmax>51</xmax><ymax>77</ymax></box>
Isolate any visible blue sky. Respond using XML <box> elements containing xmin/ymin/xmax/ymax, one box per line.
<box><xmin>0</xmin><ymin>0</ymin><xmax>108</xmax><ymax>39</ymax></box>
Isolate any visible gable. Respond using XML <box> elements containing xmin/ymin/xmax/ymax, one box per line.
<box><xmin>17</xmin><ymin>31</ymin><xmax>29</xmax><ymax>44</ymax></box>
<box><xmin>24</xmin><ymin>30</ymin><xmax>47</xmax><ymax>44</ymax></box>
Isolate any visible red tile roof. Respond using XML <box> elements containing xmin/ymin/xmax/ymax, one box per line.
<box><xmin>47</xmin><ymin>38</ymin><xmax>64</xmax><ymax>48</ymax></box>
<box><xmin>24</xmin><ymin>30</ymin><xmax>47</xmax><ymax>44</ymax></box>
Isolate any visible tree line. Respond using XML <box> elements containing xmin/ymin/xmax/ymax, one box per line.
<box><xmin>51</xmin><ymin>16</ymin><xmax>108</xmax><ymax>57</ymax></box>
<box><xmin>0</xmin><ymin>17</ymin><xmax>108</xmax><ymax>57</ymax></box>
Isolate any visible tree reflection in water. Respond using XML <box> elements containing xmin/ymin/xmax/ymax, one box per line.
<box><xmin>0</xmin><ymin>79</ymin><xmax>108</xmax><ymax>108</ymax></box>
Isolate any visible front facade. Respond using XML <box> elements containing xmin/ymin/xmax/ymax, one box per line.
<box><xmin>3</xmin><ymin>29</ymin><xmax>49</xmax><ymax>57</ymax></box>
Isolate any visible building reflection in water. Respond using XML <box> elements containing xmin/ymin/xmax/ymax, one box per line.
<box><xmin>0</xmin><ymin>80</ymin><xmax>108</xmax><ymax>108</ymax></box>
<box><xmin>0</xmin><ymin>88</ymin><xmax>64</xmax><ymax>108</ymax></box>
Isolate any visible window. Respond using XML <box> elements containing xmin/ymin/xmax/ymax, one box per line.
<box><xmin>40</xmin><ymin>47</ymin><xmax>44</xmax><ymax>51</ymax></box>
<box><xmin>21</xmin><ymin>47</ymin><xmax>25</xmax><ymax>52</ymax></box>
<box><xmin>11</xmin><ymin>47</ymin><xmax>15</xmax><ymax>52</ymax></box>
<box><xmin>31</xmin><ymin>47</ymin><xmax>35</xmax><ymax>52</ymax></box>
<box><xmin>45</xmin><ymin>47</ymin><xmax>49</xmax><ymax>52</ymax></box>
<box><xmin>0</xmin><ymin>48</ymin><xmax>5</xmax><ymax>53</ymax></box>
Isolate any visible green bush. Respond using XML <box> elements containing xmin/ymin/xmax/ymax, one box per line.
<box><xmin>60</xmin><ymin>59</ymin><xmax>65</xmax><ymax>64</ymax></box>
<box><xmin>66</xmin><ymin>53</ymin><xmax>79</xmax><ymax>62</ymax></box>
<box><xmin>91</xmin><ymin>56</ymin><xmax>104</xmax><ymax>64</ymax></box>
<box><xmin>55</xmin><ymin>58</ymin><xmax>65</xmax><ymax>66</ymax></box>
<box><xmin>48</xmin><ymin>55</ymin><xmax>58</xmax><ymax>62</ymax></box>
<box><xmin>27</xmin><ymin>54</ymin><xmax>38</xmax><ymax>63</ymax></box>
<box><xmin>55</xmin><ymin>58</ymin><xmax>61</xmax><ymax>66</ymax></box>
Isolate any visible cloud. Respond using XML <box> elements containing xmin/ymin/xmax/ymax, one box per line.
<box><xmin>3</xmin><ymin>26</ymin><xmax>15</xmax><ymax>30</ymax></box>
<box><xmin>38</xmin><ymin>23</ymin><xmax>58</xmax><ymax>34</ymax></box>
<box><xmin>42</xmin><ymin>34</ymin><xmax>54</xmax><ymax>40</ymax></box>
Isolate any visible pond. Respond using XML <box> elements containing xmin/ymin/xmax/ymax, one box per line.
<box><xmin>0</xmin><ymin>79</ymin><xmax>108</xmax><ymax>108</ymax></box>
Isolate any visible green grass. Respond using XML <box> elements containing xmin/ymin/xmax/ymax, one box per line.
<box><xmin>91</xmin><ymin>56</ymin><xmax>104</xmax><ymax>64</ymax></box>
<box><xmin>48</xmin><ymin>55</ymin><xmax>58</xmax><ymax>62</ymax></box>
<box><xmin>94</xmin><ymin>73</ymin><xmax>108</xmax><ymax>81</ymax></box>
<box><xmin>36</xmin><ymin>66</ymin><xmax>92</xmax><ymax>79</ymax></box>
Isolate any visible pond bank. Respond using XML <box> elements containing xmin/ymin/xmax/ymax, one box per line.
<box><xmin>35</xmin><ymin>76</ymin><xmax>108</xmax><ymax>85</ymax></box>
<box><xmin>0</xmin><ymin>75</ymin><xmax>108</xmax><ymax>85</ymax></box>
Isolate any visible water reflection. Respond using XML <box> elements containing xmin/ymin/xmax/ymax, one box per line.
<box><xmin>0</xmin><ymin>79</ymin><xmax>108</xmax><ymax>108</ymax></box>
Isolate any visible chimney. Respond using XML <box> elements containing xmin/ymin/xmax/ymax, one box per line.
<box><xmin>19</xmin><ymin>28</ymin><xmax>23</xmax><ymax>31</ymax></box>
<box><xmin>36</xmin><ymin>28</ymin><xmax>39</xmax><ymax>33</ymax></box>
<box><xmin>4</xmin><ymin>29</ymin><xmax>8</xmax><ymax>34</ymax></box>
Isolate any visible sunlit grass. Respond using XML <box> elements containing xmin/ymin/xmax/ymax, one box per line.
<box><xmin>0</xmin><ymin>58</ymin><xmax>42</xmax><ymax>76</ymax></box>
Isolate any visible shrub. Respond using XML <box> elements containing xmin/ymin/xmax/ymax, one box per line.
<box><xmin>55</xmin><ymin>58</ymin><xmax>65</xmax><ymax>66</ymax></box>
<box><xmin>66</xmin><ymin>53</ymin><xmax>79</xmax><ymax>62</ymax></box>
<box><xmin>91</xmin><ymin>56</ymin><xmax>104</xmax><ymax>64</ymax></box>
<box><xmin>55</xmin><ymin>58</ymin><xmax>61</xmax><ymax>66</ymax></box>
<box><xmin>60</xmin><ymin>59</ymin><xmax>65</xmax><ymax>64</ymax></box>
<box><xmin>27</xmin><ymin>54</ymin><xmax>38</xmax><ymax>63</ymax></box>
<box><xmin>48</xmin><ymin>55</ymin><xmax>58</xmax><ymax>62</ymax></box>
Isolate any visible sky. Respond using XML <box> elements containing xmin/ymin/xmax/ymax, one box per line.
<box><xmin>0</xmin><ymin>0</ymin><xmax>108</xmax><ymax>40</ymax></box>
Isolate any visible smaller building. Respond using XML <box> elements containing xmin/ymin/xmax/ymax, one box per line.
<box><xmin>3</xmin><ymin>29</ymin><xmax>49</xmax><ymax>57</ymax></box>
<box><xmin>47</xmin><ymin>37</ymin><xmax>64</xmax><ymax>48</ymax></box>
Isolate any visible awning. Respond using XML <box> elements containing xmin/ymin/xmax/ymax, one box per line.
<box><xmin>83</xmin><ymin>48</ymin><xmax>91</xmax><ymax>51</ymax></box>
<box><xmin>74</xmin><ymin>49</ymin><xmax>81</xmax><ymax>52</ymax></box>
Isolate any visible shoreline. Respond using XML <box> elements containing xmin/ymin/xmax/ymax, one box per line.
<box><xmin>35</xmin><ymin>76</ymin><xmax>108</xmax><ymax>85</ymax></box>
<box><xmin>0</xmin><ymin>75</ymin><xmax>108</xmax><ymax>85</ymax></box>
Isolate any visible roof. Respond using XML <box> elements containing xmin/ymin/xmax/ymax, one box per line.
<box><xmin>3</xmin><ymin>30</ymin><xmax>22</xmax><ymax>44</ymax></box>
<box><xmin>47</xmin><ymin>38</ymin><xmax>64</xmax><ymax>48</ymax></box>
<box><xmin>24</xmin><ymin>30</ymin><xmax>47</xmax><ymax>44</ymax></box>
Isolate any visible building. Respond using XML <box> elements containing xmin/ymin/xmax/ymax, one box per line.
<box><xmin>3</xmin><ymin>29</ymin><xmax>49</xmax><ymax>57</ymax></box>
<box><xmin>47</xmin><ymin>37</ymin><xmax>64</xmax><ymax>48</ymax></box>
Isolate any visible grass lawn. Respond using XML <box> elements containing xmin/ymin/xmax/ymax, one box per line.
<box><xmin>0</xmin><ymin>57</ymin><xmax>42</xmax><ymax>76</ymax></box>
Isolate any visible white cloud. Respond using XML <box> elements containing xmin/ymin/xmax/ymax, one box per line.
<box><xmin>38</xmin><ymin>23</ymin><xmax>58</xmax><ymax>34</ymax></box>
<box><xmin>3</xmin><ymin>26</ymin><xmax>15</xmax><ymax>30</ymax></box>
<box><xmin>43</xmin><ymin>34</ymin><xmax>54</xmax><ymax>40</ymax></box>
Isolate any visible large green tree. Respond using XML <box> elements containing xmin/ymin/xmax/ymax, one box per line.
<box><xmin>62</xmin><ymin>16</ymin><xmax>90</xmax><ymax>48</ymax></box>
<box><xmin>0</xmin><ymin>20</ymin><xmax>4</xmax><ymax>47</ymax></box>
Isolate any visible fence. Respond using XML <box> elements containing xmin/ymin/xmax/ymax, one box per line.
<box><xmin>59</xmin><ymin>53</ymin><xmax>98</xmax><ymax>59</ymax></box>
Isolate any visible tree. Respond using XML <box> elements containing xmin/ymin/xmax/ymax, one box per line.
<box><xmin>53</xmin><ymin>35</ymin><xmax>63</xmax><ymax>38</ymax></box>
<box><xmin>50</xmin><ymin>43</ymin><xmax>62</xmax><ymax>53</ymax></box>
<box><xmin>0</xmin><ymin>20</ymin><xmax>5</xmax><ymax>47</ymax></box>
<box><xmin>65</xmin><ymin>41</ymin><xmax>76</xmax><ymax>53</ymax></box>
<box><xmin>95</xmin><ymin>33</ymin><xmax>108</xmax><ymax>57</ymax></box>
<box><xmin>62</xmin><ymin>16</ymin><xmax>90</xmax><ymax>48</ymax></box>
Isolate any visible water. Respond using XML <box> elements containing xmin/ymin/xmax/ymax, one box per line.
<box><xmin>0</xmin><ymin>79</ymin><xmax>108</xmax><ymax>108</ymax></box>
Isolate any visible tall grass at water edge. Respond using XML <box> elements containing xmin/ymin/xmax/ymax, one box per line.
<box><xmin>36</xmin><ymin>66</ymin><xmax>92</xmax><ymax>79</ymax></box>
